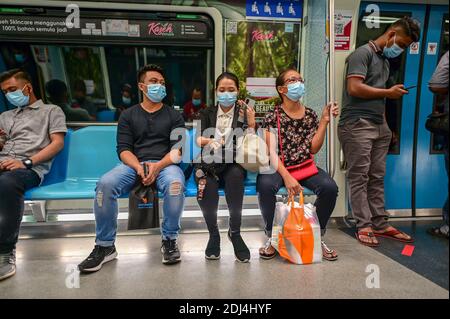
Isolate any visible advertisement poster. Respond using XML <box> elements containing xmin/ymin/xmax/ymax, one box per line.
<box><xmin>334</xmin><ymin>10</ymin><xmax>353</xmax><ymax>51</ymax></box>
<box><xmin>225</xmin><ymin>20</ymin><xmax>301</xmax><ymax>120</ymax></box>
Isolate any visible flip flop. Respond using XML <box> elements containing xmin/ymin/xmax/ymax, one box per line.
<box><xmin>374</xmin><ymin>229</ymin><xmax>414</xmax><ymax>243</ymax></box>
<box><xmin>355</xmin><ymin>230</ymin><xmax>380</xmax><ymax>247</ymax></box>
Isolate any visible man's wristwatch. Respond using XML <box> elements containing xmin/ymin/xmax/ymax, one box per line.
<box><xmin>22</xmin><ymin>158</ymin><xmax>33</xmax><ymax>169</ymax></box>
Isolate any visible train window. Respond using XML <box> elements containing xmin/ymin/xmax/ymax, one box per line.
<box><xmin>143</xmin><ymin>47</ymin><xmax>209</xmax><ymax>113</ymax></box>
<box><xmin>63</xmin><ymin>46</ymin><xmax>108</xmax><ymax>120</ymax></box>
<box><xmin>430</xmin><ymin>14</ymin><xmax>449</xmax><ymax>154</ymax></box>
<box><xmin>357</xmin><ymin>12</ymin><xmax>409</xmax><ymax>155</ymax></box>
<box><xmin>0</xmin><ymin>42</ymin><xmax>211</xmax><ymax>123</ymax></box>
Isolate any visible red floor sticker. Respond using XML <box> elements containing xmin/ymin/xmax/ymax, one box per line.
<box><xmin>401</xmin><ymin>245</ymin><xmax>415</xmax><ymax>256</ymax></box>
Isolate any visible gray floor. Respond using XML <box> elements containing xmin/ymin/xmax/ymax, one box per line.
<box><xmin>0</xmin><ymin>229</ymin><xmax>448</xmax><ymax>299</ymax></box>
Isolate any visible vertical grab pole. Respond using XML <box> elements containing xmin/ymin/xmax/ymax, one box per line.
<box><xmin>328</xmin><ymin>0</ymin><xmax>336</xmax><ymax>178</ymax></box>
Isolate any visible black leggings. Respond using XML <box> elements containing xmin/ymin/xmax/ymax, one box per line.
<box><xmin>196</xmin><ymin>164</ymin><xmax>245</xmax><ymax>236</ymax></box>
<box><xmin>257</xmin><ymin>167</ymin><xmax>338</xmax><ymax>237</ymax></box>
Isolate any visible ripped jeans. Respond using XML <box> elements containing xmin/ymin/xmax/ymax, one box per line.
<box><xmin>94</xmin><ymin>162</ymin><xmax>185</xmax><ymax>246</ymax></box>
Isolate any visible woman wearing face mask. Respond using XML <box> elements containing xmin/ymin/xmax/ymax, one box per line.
<box><xmin>195</xmin><ymin>72</ymin><xmax>256</xmax><ymax>263</ymax></box>
<box><xmin>256</xmin><ymin>69</ymin><xmax>340</xmax><ymax>261</ymax></box>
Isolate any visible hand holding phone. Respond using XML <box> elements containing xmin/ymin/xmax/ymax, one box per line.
<box><xmin>404</xmin><ymin>85</ymin><xmax>417</xmax><ymax>90</ymax></box>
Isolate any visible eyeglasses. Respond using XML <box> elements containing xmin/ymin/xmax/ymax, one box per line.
<box><xmin>284</xmin><ymin>77</ymin><xmax>305</xmax><ymax>85</ymax></box>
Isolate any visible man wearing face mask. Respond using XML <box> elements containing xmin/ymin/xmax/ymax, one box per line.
<box><xmin>338</xmin><ymin>17</ymin><xmax>421</xmax><ymax>247</ymax></box>
<box><xmin>72</xmin><ymin>79</ymin><xmax>97</xmax><ymax>120</ymax></box>
<box><xmin>114</xmin><ymin>83</ymin><xmax>134</xmax><ymax>121</ymax></box>
<box><xmin>45</xmin><ymin>79</ymin><xmax>92</xmax><ymax>122</ymax></box>
<box><xmin>183</xmin><ymin>87</ymin><xmax>206</xmax><ymax>122</ymax></box>
<box><xmin>78</xmin><ymin>64</ymin><xmax>186</xmax><ymax>272</ymax></box>
<box><xmin>0</xmin><ymin>69</ymin><xmax>67</xmax><ymax>281</ymax></box>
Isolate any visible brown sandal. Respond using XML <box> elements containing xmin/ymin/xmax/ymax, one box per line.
<box><xmin>356</xmin><ymin>230</ymin><xmax>380</xmax><ymax>247</ymax></box>
<box><xmin>321</xmin><ymin>241</ymin><xmax>338</xmax><ymax>261</ymax></box>
<box><xmin>259</xmin><ymin>240</ymin><xmax>277</xmax><ymax>260</ymax></box>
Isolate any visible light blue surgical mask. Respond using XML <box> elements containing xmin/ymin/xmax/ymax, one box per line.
<box><xmin>383</xmin><ymin>35</ymin><xmax>404</xmax><ymax>59</ymax></box>
<box><xmin>285</xmin><ymin>81</ymin><xmax>305</xmax><ymax>102</ymax></box>
<box><xmin>14</xmin><ymin>54</ymin><xmax>25</xmax><ymax>64</ymax></box>
<box><xmin>122</xmin><ymin>96</ymin><xmax>131</xmax><ymax>105</ymax></box>
<box><xmin>146</xmin><ymin>84</ymin><xmax>166</xmax><ymax>103</ymax></box>
<box><xmin>6</xmin><ymin>86</ymin><xmax>30</xmax><ymax>108</ymax></box>
<box><xmin>192</xmin><ymin>98</ymin><xmax>202</xmax><ymax>107</ymax></box>
<box><xmin>217</xmin><ymin>92</ymin><xmax>237</xmax><ymax>107</ymax></box>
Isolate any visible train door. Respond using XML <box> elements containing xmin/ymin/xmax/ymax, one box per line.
<box><xmin>356</xmin><ymin>2</ymin><xmax>426</xmax><ymax>215</ymax></box>
<box><xmin>415</xmin><ymin>6</ymin><xmax>449</xmax><ymax>216</ymax></box>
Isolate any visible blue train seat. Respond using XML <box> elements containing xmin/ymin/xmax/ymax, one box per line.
<box><xmin>25</xmin><ymin>126</ymin><xmax>312</xmax><ymax>202</ymax></box>
<box><xmin>96</xmin><ymin>110</ymin><xmax>116</xmax><ymax>122</ymax></box>
<box><xmin>25</xmin><ymin>126</ymin><xmax>121</xmax><ymax>200</ymax></box>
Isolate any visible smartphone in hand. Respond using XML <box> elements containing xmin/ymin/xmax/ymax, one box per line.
<box><xmin>143</xmin><ymin>163</ymin><xmax>149</xmax><ymax>177</ymax></box>
<box><xmin>244</xmin><ymin>98</ymin><xmax>256</xmax><ymax>109</ymax></box>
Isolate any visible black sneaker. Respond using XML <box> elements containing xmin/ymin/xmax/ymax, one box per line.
<box><xmin>205</xmin><ymin>233</ymin><xmax>221</xmax><ymax>260</ymax></box>
<box><xmin>161</xmin><ymin>239</ymin><xmax>181</xmax><ymax>265</ymax></box>
<box><xmin>0</xmin><ymin>250</ymin><xmax>16</xmax><ymax>281</ymax></box>
<box><xmin>78</xmin><ymin>245</ymin><xmax>117</xmax><ymax>273</ymax></box>
<box><xmin>228</xmin><ymin>230</ymin><xmax>250</xmax><ymax>263</ymax></box>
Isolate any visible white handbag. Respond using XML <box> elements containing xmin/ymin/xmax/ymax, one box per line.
<box><xmin>236</xmin><ymin>127</ymin><xmax>270</xmax><ymax>173</ymax></box>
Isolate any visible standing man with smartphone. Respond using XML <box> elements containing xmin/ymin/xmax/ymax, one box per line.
<box><xmin>338</xmin><ymin>17</ymin><xmax>421</xmax><ymax>247</ymax></box>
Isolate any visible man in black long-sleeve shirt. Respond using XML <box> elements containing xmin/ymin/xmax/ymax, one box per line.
<box><xmin>79</xmin><ymin>65</ymin><xmax>186</xmax><ymax>272</ymax></box>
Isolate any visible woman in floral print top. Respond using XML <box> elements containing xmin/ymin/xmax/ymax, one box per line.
<box><xmin>261</xmin><ymin>105</ymin><xmax>319</xmax><ymax>167</ymax></box>
<box><xmin>257</xmin><ymin>69</ymin><xmax>340</xmax><ymax>261</ymax></box>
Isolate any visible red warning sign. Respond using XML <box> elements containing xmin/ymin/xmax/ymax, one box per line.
<box><xmin>401</xmin><ymin>245</ymin><xmax>415</xmax><ymax>257</ymax></box>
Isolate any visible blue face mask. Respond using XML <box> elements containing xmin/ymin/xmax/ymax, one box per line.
<box><xmin>217</xmin><ymin>92</ymin><xmax>237</xmax><ymax>107</ymax></box>
<box><xmin>14</xmin><ymin>54</ymin><xmax>25</xmax><ymax>64</ymax></box>
<box><xmin>192</xmin><ymin>98</ymin><xmax>202</xmax><ymax>107</ymax></box>
<box><xmin>122</xmin><ymin>96</ymin><xmax>131</xmax><ymax>105</ymax></box>
<box><xmin>285</xmin><ymin>81</ymin><xmax>305</xmax><ymax>102</ymax></box>
<box><xmin>146</xmin><ymin>84</ymin><xmax>166</xmax><ymax>103</ymax></box>
<box><xmin>6</xmin><ymin>87</ymin><xmax>30</xmax><ymax>108</ymax></box>
<box><xmin>383</xmin><ymin>35</ymin><xmax>404</xmax><ymax>59</ymax></box>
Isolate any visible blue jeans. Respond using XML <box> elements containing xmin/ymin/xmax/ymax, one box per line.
<box><xmin>94</xmin><ymin>163</ymin><xmax>185</xmax><ymax>246</ymax></box>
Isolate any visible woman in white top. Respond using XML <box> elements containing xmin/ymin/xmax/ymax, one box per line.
<box><xmin>195</xmin><ymin>72</ymin><xmax>256</xmax><ymax>263</ymax></box>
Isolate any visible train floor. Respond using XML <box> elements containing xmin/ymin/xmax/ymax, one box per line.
<box><xmin>0</xmin><ymin>220</ymin><xmax>448</xmax><ymax>299</ymax></box>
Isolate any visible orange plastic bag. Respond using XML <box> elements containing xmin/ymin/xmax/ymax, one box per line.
<box><xmin>271</xmin><ymin>192</ymin><xmax>322</xmax><ymax>264</ymax></box>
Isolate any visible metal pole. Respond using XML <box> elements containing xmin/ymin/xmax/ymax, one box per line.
<box><xmin>328</xmin><ymin>0</ymin><xmax>336</xmax><ymax>178</ymax></box>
